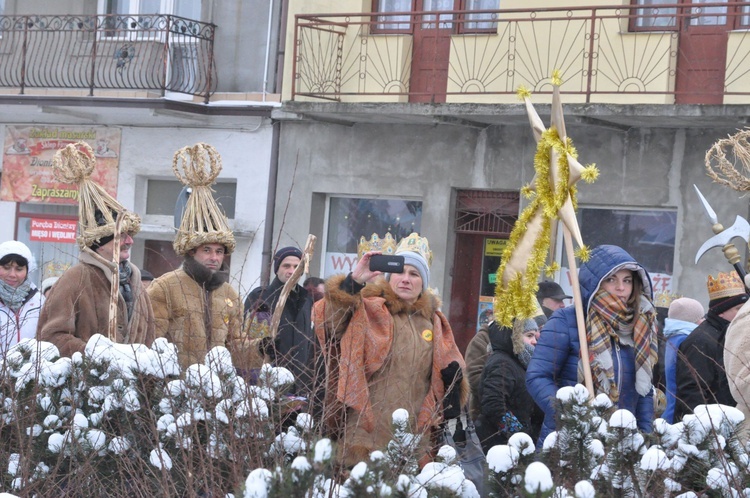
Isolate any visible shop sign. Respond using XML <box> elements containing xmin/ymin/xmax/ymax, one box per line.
<box><xmin>29</xmin><ymin>218</ymin><xmax>77</xmax><ymax>244</ymax></box>
<box><xmin>1</xmin><ymin>126</ymin><xmax>121</xmax><ymax>204</ymax></box>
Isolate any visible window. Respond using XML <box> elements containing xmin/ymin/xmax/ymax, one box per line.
<box><xmin>462</xmin><ymin>0</ymin><xmax>499</xmax><ymax>33</ymax></box>
<box><xmin>146</xmin><ymin>179</ymin><xmax>236</xmax><ymax>219</ymax></box>
<box><xmin>323</xmin><ymin>196</ymin><xmax>422</xmax><ymax>278</ymax></box>
<box><xmin>374</xmin><ymin>0</ymin><xmax>413</xmax><ymax>31</ymax></box>
<box><xmin>631</xmin><ymin>0</ymin><xmax>677</xmax><ymax>30</ymax></box>
<box><xmin>101</xmin><ymin>0</ymin><xmax>200</xmax><ymax>32</ymax></box>
<box><xmin>560</xmin><ymin>207</ymin><xmax>678</xmax><ymax>295</ymax></box>
<box><xmin>421</xmin><ymin>0</ymin><xmax>456</xmax><ymax>30</ymax></box>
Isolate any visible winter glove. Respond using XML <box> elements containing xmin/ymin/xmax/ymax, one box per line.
<box><xmin>440</xmin><ymin>360</ymin><xmax>463</xmax><ymax>420</ymax></box>
<box><xmin>258</xmin><ymin>336</ymin><xmax>276</xmax><ymax>361</ymax></box>
<box><xmin>498</xmin><ymin>411</ymin><xmax>523</xmax><ymax>434</ymax></box>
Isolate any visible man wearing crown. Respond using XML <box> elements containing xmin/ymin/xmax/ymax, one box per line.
<box><xmin>244</xmin><ymin>246</ymin><xmax>315</xmax><ymax>395</ymax></box>
<box><xmin>313</xmin><ymin>232</ymin><xmax>467</xmax><ymax>468</ymax></box>
<box><xmin>674</xmin><ymin>272</ymin><xmax>748</xmax><ymax>421</ymax></box>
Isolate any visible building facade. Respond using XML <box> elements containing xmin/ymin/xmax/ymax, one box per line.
<box><xmin>276</xmin><ymin>0</ymin><xmax>750</xmax><ymax>351</ymax></box>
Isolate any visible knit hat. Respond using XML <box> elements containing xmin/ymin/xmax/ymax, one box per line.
<box><xmin>52</xmin><ymin>142</ymin><xmax>140</xmax><ymax>250</ymax></box>
<box><xmin>394</xmin><ymin>232</ymin><xmax>432</xmax><ymax>292</ymax></box>
<box><xmin>668</xmin><ymin>297</ymin><xmax>705</xmax><ymax>324</ymax></box>
<box><xmin>0</xmin><ymin>241</ymin><xmax>36</xmax><ymax>273</ymax></box>
<box><xmin>707</xmin><ymin>271</ymin><xmax>749</xmax><ymax>314</ymax></box>
<box><xmin>273</xmin><ymin>246</ymin><xmax>303</xmax><ymax>275</ymax></box>
<box><xmin>41</xmin><ymin>276</ymin><xmax>59</xmax><ymax>294</ymax></box>
<box><xmin>140</xmin><ymin>270</ymin><xmax>155</xmax><ymax>282</ymax></box>
<box><xmin>171</xmin><ymin>143</ymin><xmax>235</xmax><ymax>256</ymax></box>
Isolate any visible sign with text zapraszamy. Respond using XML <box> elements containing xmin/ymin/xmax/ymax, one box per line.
<box><xmin>1</xmin><ymin>126</ymin><xmax>122</xmax><ymax>204</ymax></box>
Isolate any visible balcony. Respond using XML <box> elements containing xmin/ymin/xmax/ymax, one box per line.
<box><xmin>291</xmin><ymin>2</ymin><xmax>750</xmax><ymax>105</ymax></box>
<box><xmin>0</xmin><ymin>14</ymin><xmax>217</xmax><ymax>103</ymax></box>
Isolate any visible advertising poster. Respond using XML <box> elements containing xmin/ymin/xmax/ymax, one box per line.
<box><xmin>1</xmin><ymin>126</ymin><xmax>121</xmax><ymax>204</ymax></box>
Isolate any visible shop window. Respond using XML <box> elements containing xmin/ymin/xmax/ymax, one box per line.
<box><xmin>145</xmin><ymin>179</ymin><xmax>236</xmax><ymax>219</ymax></box>
<box><xmin>323</xmin><ymin>196</ymin><xmax>422</xmax><ymax>278</ymax></box>
<box><xmin>560</xmin><ymin>206</ymin><xmax>677</xmax><ymax>294</ymax></box>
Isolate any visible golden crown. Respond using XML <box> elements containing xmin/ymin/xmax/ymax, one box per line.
<box><xmin>707</xmin><ymin>271</ymin><xmax>745</xmax><ymax>301</ymax></box>
<box><xmin>653</xmin><ymin>291</ymin><xmax>681</xmax><ymax>308</ymax></box>
<box><xmin>43</xmin><ymin>261</ymin><xmax>70</xmax><ymax>279</ymax></box>
<box><xmin>395</xmin><ymin>232</ymin><xmax>433</xmax><ymax>266</ymax></box>
<box><xmin>357</xmin><ymin>232</ymin><xmax>397</xmax><ymax>258</ymax></box>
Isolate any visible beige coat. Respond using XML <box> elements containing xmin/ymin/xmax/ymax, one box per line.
<box><xmin>148</xmin><ymin>267</ymin><xmax>258</xmax><ymax>370</ymax></box>
<box><xmin>37</xmin><ymin>248</ymin><xmax>155</xmax><ymax>357</ymax></box>
<box><xmin>724</xmin><ymin>300</ymin><xmax>750</xmax><ymax>441</ymax></box>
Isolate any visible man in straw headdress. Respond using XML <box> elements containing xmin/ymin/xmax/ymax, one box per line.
<box><xmin>38</xmin><ymin>142</ymin><xmax>155</xmax><ymax>356</ymax></box>
<box><xmin>147</xmin><ymin>143</ymin><xmax>259</xmax><ymax>370</ymax></box>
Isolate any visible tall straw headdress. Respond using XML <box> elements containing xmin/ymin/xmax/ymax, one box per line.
<box><xmin>172</xmin><ymin>143</ymin><xmax>235</xmax><ymax>256</ymax></box>
<box><xmin>52</xmin><ymin>142</ymin><xmax>140</xmax><ymax>250</ymax></box>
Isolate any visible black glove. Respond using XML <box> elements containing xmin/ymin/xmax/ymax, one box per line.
<box><xmin>258</xmin><ymin>337</ymin><xmax>276</xmax><ymax>361</ymax></box>
<box><xmin>440</xmin><ymin>360</ymin><xmax>463</xmax><ymax>420</ymax></box>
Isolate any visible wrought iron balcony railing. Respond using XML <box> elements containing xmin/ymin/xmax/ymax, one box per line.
<box><xmin>292</xmin><ymin>2</ymin><xmax>750</xmax><ymax>105</ymax></box>
<box><xmin>0</xmin><ymin>14</ymin><xmax>217</xmax><ymax>103</ymax></box>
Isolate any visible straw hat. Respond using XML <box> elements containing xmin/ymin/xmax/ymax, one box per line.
<box><xmin>52</xmin><ymin>142</ymin><xmax>140</xmax><ymax>250</ymax></box>
<box><xmin>171</xmin><ymin>143</ymin><xmax>235</xmax><ymax>256</ymax></box>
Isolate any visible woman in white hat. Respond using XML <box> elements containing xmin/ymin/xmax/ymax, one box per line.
<box><xmin>0</xmin><ymin>240</ymin><xmax>43</xmax><ymax>353</ymax></box>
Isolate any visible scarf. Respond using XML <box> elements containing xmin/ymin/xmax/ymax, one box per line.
<box><xmin>119</xmin><ymin>262</ymin><xmax>134</xmax><ymax>320</ymax></box>
<box><xmin>582</xmin><ymin>289</ymin><xmax>657</xmax><ymax>402</ymax></box>
<box><xmin>517</xmin><ymin>343</ymin><xmax>534</xmax><ymax>368</ymax></box>
<box><xmin>0</xmin><ymin>279</ymin><xmax>32</xmax><ymax>312</ymax></box>
<box><xmin>182</xmin><ymin>255</ymin><xmax>229</xmax><ymax>291</ymax></box>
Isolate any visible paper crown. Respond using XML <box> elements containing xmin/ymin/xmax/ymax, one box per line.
<box><xmin>653</xmin><ymin>291</ymin><xmax>682</xmax><ymax>309</ymax></box>
<box><xmin>43</xmin><ymin>261</ymin><xmax>70</xmax><ymax>279</ymax></box>
<box><xmin>52</xmin><ymin>142</ymin><xmax>141</xmax><ymax>250</ymax></box>
<box><xmin>357</xmin><ymin>232</ymin><xmax>397</xmax><ymax>258</ymax></box>
<box><xmin>395</xmin><ymin>232</ymin><xmax>433</xmax><ymax>266</ymax></box>
<box><xmin>172</xmin><ymin>143</ymin><xmax>236</xmax><ymax>256</ymax></box>
<box><xmin>707</xmin><ymin>271</ymin><xmax>745</xmax><ymax>301</ymax></box>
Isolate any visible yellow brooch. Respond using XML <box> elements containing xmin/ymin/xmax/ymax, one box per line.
<box><xmin>421</xmin><ymin>329</ymin><xmax>433</xmax><ymax>342</ymax></box>
<box><xmin>225</xmin><ymin>298</ymin><xmax>234</xmax><ymax>307</ymax></box>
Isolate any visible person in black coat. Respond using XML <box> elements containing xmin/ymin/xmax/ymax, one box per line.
<box><xmin>476</xmin><ymin>315</ymin><xmax>545</xmax><ymax>454</ymax></box>
<box><xmin>244</xmin><ymin>246</ymin><xmax>315</xmax><ymax>396</ymax></box>
<box><xmin>674</xmin><ymin>272</ymin><xmax>748</xmax><ymax>421</ymax></box>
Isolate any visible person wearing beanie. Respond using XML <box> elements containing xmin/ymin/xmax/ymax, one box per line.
<box><xmin>313</xmin><ymin>232</ymin><xmax>466</xmax><ymax>468</ymax></box>
<box><xmin>244</xmin><ymin>245</ymin><xmax>314</xmax><ymax>395</ymax></box>
<box><xmin>148</xmin><ymin>143</ymin><xmax>251</xmax><ymax>373</ymax></box>
<box><xmin>662</xmin><ymin>297</ymin><xmax>704</xmax><ymax>423</ymax></box>
<box><xmin>0</xmin><ymin>240</ymin><xmax>44</xmax><ymax>354</ymax></box>
<box><xmin>527</xmin><ymin>245</ymin><xmax>658</xmax><ymax>447</ymax></box>
<box><xmin>39</xmin><ymin>143</ymin><xmax>154</xmax><ymax>357</ymax></box>
<box><xmin>674</xmin><ymin>272</ymin><xmax>748</xmax><ymax>422</ymax></box>
<box><xmin>475</xmin><ymin>313</ymin><xmax>546</xmax><ymax>453</ymax></box>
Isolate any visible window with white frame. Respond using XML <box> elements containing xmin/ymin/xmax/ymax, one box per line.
<box><xmin>324</xmin><ymin>196</ymin><xmax>423</xmax><ymax>278</ymax></box>
<box><xmin>146</xmin><ymin>179</ymin><xmax>236</xmax><ymax>219</ymax></box>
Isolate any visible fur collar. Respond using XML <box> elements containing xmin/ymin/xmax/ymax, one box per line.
<box><xmin>182</xmin><ymin>256</ymin><xmax>228</xmax><ymax>291</ymax></box>
<box><xmin>361</xmin><ymin>277</ymin><xmax>440</xmax><ymax>320</ymax></box>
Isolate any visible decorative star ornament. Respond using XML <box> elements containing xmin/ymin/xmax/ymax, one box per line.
<box><xmin>494</xmin><ymin>71</ymin><xmax>599</xmax><ymax>326</ymax></box>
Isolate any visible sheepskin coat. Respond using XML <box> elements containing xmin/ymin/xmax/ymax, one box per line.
<box><xmin>313</xmin><ymin>274</ymin><xmax>468</xmax><ymax>467</ymax></box>
<box><xmin>148</xmin><ymin>258</ymin><xmax>251</xmax><ymax>370</ymax></box>
<box><xmin>37</xmin><ymin>248</ymin><xmax>154</xmax><ymax>357</ymax></box>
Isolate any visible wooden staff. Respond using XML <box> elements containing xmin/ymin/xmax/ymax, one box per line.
<box><xmin>107</xmin><ymin>210</ymin><xmax>125</xmax><ymax>341</ymax></box>
<box><xmin>563</xmin><ymin>224</ymin><xmax>594</xmax><ymax>398</ymax></box>
<box><xmin>269</xmin><ymin>234</ymin><xmax>317</xmax><ymax>340</ymax></box>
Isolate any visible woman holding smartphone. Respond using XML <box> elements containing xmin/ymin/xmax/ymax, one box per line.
<box><xmin>313</xmin><ymin>232</ymin><xmax>467</xmax><ymax>468</ymax></box>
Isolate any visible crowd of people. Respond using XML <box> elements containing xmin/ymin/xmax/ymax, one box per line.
<box><xmin>2</xmin><ymin>144</ymin><xmax>750</xmax><ymax>473</ymax></box>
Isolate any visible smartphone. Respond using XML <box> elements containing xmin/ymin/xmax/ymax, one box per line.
<box><xmin>369</xmin><ymin>254</ymin><xmax>404</xmax><ymax>273</ymax></box>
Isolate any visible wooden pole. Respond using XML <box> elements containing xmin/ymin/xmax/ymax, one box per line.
<box><xmin>563</xmin><ymin>224</ymin><xmax>595</xmax><ymax>398</ymax></box>
<box><xmin>269</xmin><ymin>234</ymin><xmax>317</xmax><ymax>340</ymax></box>
<box><xmin>107</xmin><ymin>210</ymin><xmax>124</xmax><ymax>341</ymax></box>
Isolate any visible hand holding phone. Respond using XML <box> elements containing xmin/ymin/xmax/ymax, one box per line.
<box><xmin>369</xmin><ymin>254</ymin><xmax>404</xmax><ymax>273</ymax></box>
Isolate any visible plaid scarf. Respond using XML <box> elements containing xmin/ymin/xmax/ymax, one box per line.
<box><xmin>584</xmin><ymin>290</ymin><xmax>657</xmax><ymax>402</ymax></box>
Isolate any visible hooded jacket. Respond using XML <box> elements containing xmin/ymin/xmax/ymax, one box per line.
<box><xmin>662</xmin><ymin>317</ymin><xmax>698</xmax><ymax>423</ymax></box>
<box><xmin>526</xmin><ymin>245</ymin><xmax>655</xmax><ymax>446</ymax></box>
<box><xmin>149</xmin><ymin>257</ymin><xmax>251</xmax><ymax>370</ymax></box>
<box><xmin>0</xmin><ymin>285</ymin><xmax>43</xmax><ymax>354</ymax></box>
<box><xmin>37</xmin><ymin>248</ymin><xmax>154</xmax><ymax>357</ymax></box>
<box><xmin>476</xmin><ymin>321</ymin><xmax>539</xmax><ymax>453</ymax></box>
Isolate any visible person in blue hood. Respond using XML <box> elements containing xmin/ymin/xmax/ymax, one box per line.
<box><xmin>526</xmin><ymin>245</ymin><xmax>658</xmax><ymax>447</ymax></box>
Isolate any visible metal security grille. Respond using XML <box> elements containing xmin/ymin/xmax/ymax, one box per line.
<box><xmin>454</xmin><ymin>189</ymin><xmax>518</xmax><ymax>235</ymax></box>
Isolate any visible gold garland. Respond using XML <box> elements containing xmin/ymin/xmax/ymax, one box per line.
<box><xmin>493</xmin><ymin>96</ymin><xmax>598</xmax><ymax>326</ymax></box>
